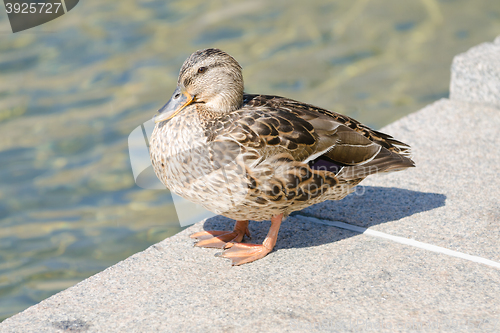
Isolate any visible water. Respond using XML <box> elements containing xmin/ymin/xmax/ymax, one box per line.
<box><xmin>0</xmin><ymin>0</ymin><xmax>499</xmax><ymax>321</ymax></box>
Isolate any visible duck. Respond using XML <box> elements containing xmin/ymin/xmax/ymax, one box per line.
<box><xmin>149</xmin><ymin>48</ymin><xmax>415</xmax><ymax>266</ymax></box>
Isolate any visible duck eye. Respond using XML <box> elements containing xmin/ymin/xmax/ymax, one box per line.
<box><xmin>197</xmin><ymin>67</ymin><xmax>207</xmax><ymax>74</ymax></box>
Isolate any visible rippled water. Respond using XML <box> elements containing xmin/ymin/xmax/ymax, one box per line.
<box><xmin>0</xmin><ymin>0</ymin><xmax>499</xmax><ymax>321</ymax></box>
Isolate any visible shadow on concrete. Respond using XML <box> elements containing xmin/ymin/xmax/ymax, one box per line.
<box><xmin>200</xmin><ymin>186</ymin><xmax>446</xmax><ymax>250</ymax></box>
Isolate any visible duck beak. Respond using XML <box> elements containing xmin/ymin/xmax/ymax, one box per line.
<box><xmin>154</xmin><ymin>87</ymin><xmax>194</xmax><ymax>123</ymax></box>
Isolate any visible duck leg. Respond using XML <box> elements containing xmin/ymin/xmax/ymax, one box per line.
<box><xmin>190</xmin><ymin>220</ymin><xmax>250</xmax><ymax>249</ymax></box>
<box><xmin>219</xmin><ymin>213</ymin><xmax>283</xmax><ymax>266</ymax></box>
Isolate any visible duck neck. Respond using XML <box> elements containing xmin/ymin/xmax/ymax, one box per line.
<box><xmin>198</xmin><ymin>93</ymin><xmax>243</xmax><ymax>120</ymax></box>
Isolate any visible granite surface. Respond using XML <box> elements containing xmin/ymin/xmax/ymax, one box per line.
<box><xmin>450</xmin><ymin>36</ymin><xmax>500</xmax><ymax>107</ymax></box>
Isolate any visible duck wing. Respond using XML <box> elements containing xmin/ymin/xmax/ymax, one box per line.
<box><xmin>206</xmin><ymin>94</ymin><xmax>414</xmax><ymax>182</ymax></box>
<box><xmin>243</xmin><ymin>94</ymin><xmax>413</xmax><ymax>156</ymax></box>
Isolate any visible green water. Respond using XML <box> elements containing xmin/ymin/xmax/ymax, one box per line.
<box><xmin>0</xmin><ymin>0</ymin><xmax>499</xmax><ymax>321</ymax></box>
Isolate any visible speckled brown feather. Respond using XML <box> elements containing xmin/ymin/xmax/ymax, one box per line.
<box><xmin>175</xmin><ymin>93</ymin><xmax>415</xmax><ymax>220</ymax></box>
<box><xmin>150</xmin><ymin>49</ymin><xmax>414</xmax><ymax>222</ymax></box>
<box><xmin>241</xmin><ymin>94</ymin><xmax>412</xmax><ymax>157</ymax></box>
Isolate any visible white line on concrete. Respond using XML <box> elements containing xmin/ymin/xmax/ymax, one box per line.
<box><xmin>298</xmin><ymin>215</ymin><xmax>500</xmax><ymax>269</ymax></box>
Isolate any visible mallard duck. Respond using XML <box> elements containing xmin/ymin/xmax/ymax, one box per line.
<box><xmin>150</xmin><ymin>48</ymin><xmax>414</xmax><ymax>265</ymax></box>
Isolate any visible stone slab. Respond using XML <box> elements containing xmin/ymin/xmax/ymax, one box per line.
<box><xmin>450</xmin><ymin>35</ymin><xmax>500</xmax><ymax>107</ymax></box>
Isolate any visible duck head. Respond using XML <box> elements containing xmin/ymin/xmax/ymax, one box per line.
<box><xmin>154</xmin><ymin>48</ymin><xmax>244</xmax><ymax>123</ymax></box>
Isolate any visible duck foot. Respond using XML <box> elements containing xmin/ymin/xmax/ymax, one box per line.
<box><xmin>218</xmin><ymin>213</ymin><xmax>284</xmax><ymax>266</ymax></box>
<box><xmin>218</xmin><ymin>242</ymin><xmax>273</xmax><ymax>266</ymax></box>
<box><xmin>190</xmin><ymin>220</ymin><xmax>250</xmax><ymax>249</ymax></box>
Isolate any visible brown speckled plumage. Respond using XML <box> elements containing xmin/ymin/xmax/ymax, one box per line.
<box><xmin>149</xmin><ymin>48</ymin><xmax>415</xmax><ymax>265</ymax></box>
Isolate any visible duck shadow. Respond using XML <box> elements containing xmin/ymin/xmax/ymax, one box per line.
<box><xmin>200</xmin><ymin>186</ymin><xmax>446</xmax><ymax>250</ymax></box>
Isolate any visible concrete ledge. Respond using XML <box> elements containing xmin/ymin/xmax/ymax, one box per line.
<box><xmin>450</xmin><ymin>36</ymin><xmax>500</xmax><ymax>107</ymax></box>
<box><xmin>2</xmin><ymin>40</ymin><xmax>500</xmax><ymax>332</ymax></box>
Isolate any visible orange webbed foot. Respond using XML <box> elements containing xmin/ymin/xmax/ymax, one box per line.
<box><xmin>190</xmin><ymin>221</ymin><xmax>250</xmax><ymax>249</ymax></box>
<box><xmin>218</xmin><ymin>213</ymin><xmax>284</xmax><ymax>266</ymax></box>
<box><xmin>218</xmin><ymin>242</ymin><xmax>272</xmax><ymax>266</ymax></box>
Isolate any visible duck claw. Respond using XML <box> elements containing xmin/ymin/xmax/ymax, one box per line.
<box><xmin>219</xmin><ymin>243</ymin><xmax>272</xmax><ymax>266</ymax></box>
<box><xmin>190</xmin><ymin>230</ymin><xmax>228</xmax><ymax>241</ymax></box>
<box><xmin>191</xmin><ymin>230</ymin><xmax>242</xmax><ymax>249</ymax></box>
<box><xmin>190</xmin><ymin>221</ymin><xmax>250</xmax><ymax>249</ymax></box>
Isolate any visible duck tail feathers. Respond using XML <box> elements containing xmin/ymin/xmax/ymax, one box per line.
<box><xmin>336</xmin><ymin>148</ymin><xmax>415</xmax><ymax>180</ymax></box>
